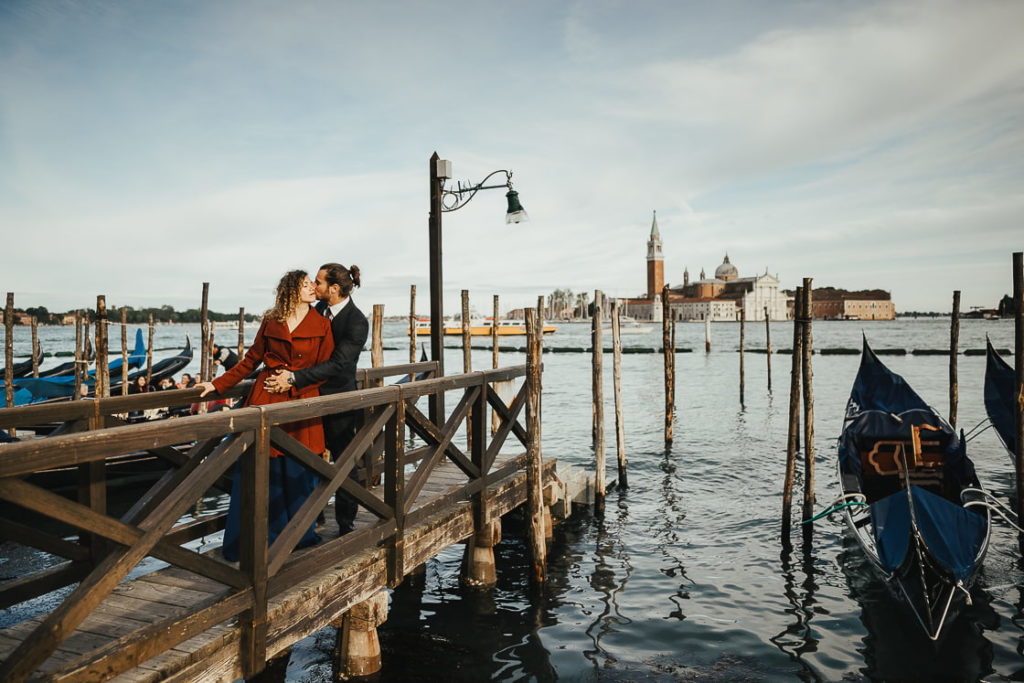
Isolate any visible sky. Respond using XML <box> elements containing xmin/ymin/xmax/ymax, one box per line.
<box><xmin>1</xmin><ymin>0</ymin><xmax>1022</xmax><ymax>316</ymax></box>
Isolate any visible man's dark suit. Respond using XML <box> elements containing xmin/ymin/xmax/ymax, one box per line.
<box><xmin>292</xmin><ymin>298</ymin><xmax>369</xmax><ymax>533</ymax></box>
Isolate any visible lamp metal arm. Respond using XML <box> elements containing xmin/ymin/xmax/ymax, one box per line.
<box><xmin>441</xmin><ymin>169</ymin><xmax>513</xmax><ymax>213</ymax></box>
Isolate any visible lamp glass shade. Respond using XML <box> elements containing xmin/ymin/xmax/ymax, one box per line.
<box><xmin>505</xmin><ymin>189</ymin><xmax>528</xmax><ymax>224</ymax></box>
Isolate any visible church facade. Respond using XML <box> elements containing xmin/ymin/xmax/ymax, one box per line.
<box><xmin>619</xmin><ymin>212</ymin><xmax>790</xmax><ymax>322</ymax></box>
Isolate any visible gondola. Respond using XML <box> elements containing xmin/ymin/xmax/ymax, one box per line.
<box><xmin>984</xmin><ymin>339</ymin><xmax>1017</xmax><ymax>457</ymax></box>
<box><xmin>11</xmin><ymin>347</ymin><xmax>44</xmax><ymax>379</ymax></box>
<box><xmin>837</xmin><ymin>339</ymin><xmax>990</xmax><ymax>641</ymax></box>
<box><xmin>37</xmin><ymin>328</ymin><xmax>145</xmax><ymax>378</ymax></box>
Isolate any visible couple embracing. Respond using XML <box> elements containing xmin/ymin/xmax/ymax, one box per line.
<box><xmin>198</xmin><ymin>263</ymin><xmax>368</xmax><ymax>562</ymax></box>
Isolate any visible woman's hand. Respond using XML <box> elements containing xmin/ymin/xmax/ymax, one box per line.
<box><xmin>197</xmin><ymin>382</ymin><xmax>217</xmax><ymax>397</ymax></box>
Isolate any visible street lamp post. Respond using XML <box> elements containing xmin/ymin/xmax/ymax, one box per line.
<box><xmin>427</xmin><ymin>151</ymin><xmax>528</xmax><ymax>425</ymax></box>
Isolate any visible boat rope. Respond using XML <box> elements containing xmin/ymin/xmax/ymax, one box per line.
<box><xmin>962</xmin><ymin>487</ymin><xmax>1024</xmax><ymax>533</ymax></box>
<box><xmin>801</xmin><ymin>493</ymin><xmax>868</xmax><ymax>524</ymax></box>
<box><xmin>963</xmin><ymin>417</ymin><xmax>992</xmax><ymax>440</ymax></box>
<box><xmin>955</xmin><ymin>580</ymin><xmax>973</xmax><ymax>607</ymax></box>
<box><xmin>965</xmin><ymin>423</ymin><xmax>994</xmax><ymax>442</ymax></box>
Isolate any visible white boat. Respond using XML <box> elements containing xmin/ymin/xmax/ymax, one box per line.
<box><xmin>605</xmin><ymin>315</ymin><xmax>653</xmax><ymax>335</ymax></box>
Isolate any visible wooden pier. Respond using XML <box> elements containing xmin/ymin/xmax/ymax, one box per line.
<box><xmin>0</xmin><ymin>361</ymin><xmax>591</xmax><ymax>681</ymax></box>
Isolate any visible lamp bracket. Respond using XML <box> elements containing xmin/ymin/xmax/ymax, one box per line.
<box><xmin>441</xmin><ymin>169</ymin><xmax>513</xmax><ymax>213</ymax></box>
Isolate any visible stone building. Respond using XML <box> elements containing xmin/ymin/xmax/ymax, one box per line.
<box><xmin>810</xmin><ymin>287</ymin><xmax>895</xmax><ymax>320</ymax></box>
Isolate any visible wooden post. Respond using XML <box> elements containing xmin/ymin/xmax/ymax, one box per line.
<box><xmin>592</xmin><ymin>290</ymin><xmax>605</xmax><ymax>512</ymax></box>
<box><xmin>334</xmin><ymin>589</ymin><xmax>388</xmax><ymax>678</ymax></box>
<box><xmin>4</xmin><ymin>293</ymin><xmax>13</xmax><ymax>410</ymax></box>
<box><xmin>30</xmin><ymin>316</ymin><xmax>39</xmax><ymax>377</ymax></box>
<box><xmin>704</xmin><ymin>314</ymin><xmax>711</xmax><ymax>352</ymax></box>
<box><xmin>95</xmin><ymin>296</ymin><xmax>109</xmax><ymax>398</ymax></box>
<box><xmin>612</xmin><ymin>300</ymin><xmax>627</xmax><ymax>487</ymax></box>
<box><xmin>764</xmin><ymin>306</ymin><xmax>772</xmax><ymax>393</ymax></box>
<box><xmin>525</xmin><ymin>308</ymin><xmax>547</xmax><ymax>582</ymax></box>
<box><xmin>371</xmin><ymin>304</ymin><xmax>384</xmax><ymax>371</ymax></box>
<box><xmin>949</xmin><ymin>291</ymin><xmax>960</xmax><ymax>430</ymax></box>
<box><xmin>739</xmin><ymin>306</ymin><xmax>746</xmax><ymax>407</ymax></box>
<box><xmin>237</xmin><ymin>307</ymin><xmax>245</xmax><ymax>359</ymax></box>
<box><xmin>120</xmin><ymin>307</ymin><xmax>128</xmax><ymax>396</ymax></box>
<box><xmin>662</xmin><ymin>286</ymin><xmax>674</xmax><ymax>445</ymax></box>
<box><xmin>146</xmin><ymin>312</ymin><xmax>154</xmax><ymax>386</ymax></box>
<box><xmin>73</xmin><ymin>310</ymin><xmax>84</xmax><ymax>400</ymax></box>
<box><xmin>200</xmin><ymin>282</ymin><xmax>210</xmax><ymax>382</ymax></box>
<box><xmin>491</xmin><ymin>295</ymin><xmax>500</xmax><ymax>370</ymax></box>
<box><xmin>801</xmin><ymin>279</ymin><xmax>816</xmax><ymax>519</ymax></box>
<box><xmin>1013</xmin><ymin>252</ymin><xmax>1024</xmax><ymax>524</ymax></box>
<box><xmin>461</xmin><ymin>290</ymin><xmax>471</xmax><ymax>374</ymax></box>
<box><xmin>409</xmin><ymin>285</ymin><xmax>417</xmax><ymax>364</ymax></box>
<box><xmin>84</xmin><ymin>312</ymin><xmax>93</xmax><ymax>361</ymax></box>
<box><xmin>782</xmin><ymin>287</ymin><xmax>803</xmax><ymax>538</ymax></box>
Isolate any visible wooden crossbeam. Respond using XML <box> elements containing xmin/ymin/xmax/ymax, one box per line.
<box><xmin>403</xmin><ymin>387</ymin><xmax>478</xmax><ymax>512</ymax></box>
<box><xmin>484</xmin><ymin>383</ymin><xmax>527</xmax><ymax>473</ymax></box>
<box><xmin>404</xmin><ymin>399</ymin><xmax>478</xmax><ymax>479</ymax></box>
<box><xmin>0</xmin><ymin>518</ymin><xmax>90</xmax><ymax>562</ymax></box>
<box><xmin>486</xmin><ymin>382</ymin><xmax>528</xmax><ymax>448</ymax></box>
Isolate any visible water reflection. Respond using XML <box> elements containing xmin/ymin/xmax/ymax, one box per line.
<box><xmin>770</xmin><ymin>527</ymin><xmax>821</xmax><ymax>682</ymax></box>
<box><xmin>838</xmin><ymin>534</ymin><xmax>996</xmax><ymax>682</ymax></box>
<box><xmin>656</xmin><ymin>448</ymin><xmax>691</xmax><ymax>623</ymax></box>
<box><xmin>583</xmin><ymin>492</ymin><xmax>633</xmax><ymax>671</ymax></box>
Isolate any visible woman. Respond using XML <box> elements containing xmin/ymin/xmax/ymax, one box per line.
<box><xmin>198</xmin><ymin>270</ymin><xmax>334</xmax><ymax>562</ymax></box>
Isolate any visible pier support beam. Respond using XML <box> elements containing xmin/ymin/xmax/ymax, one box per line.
<box><xmin>333</xmin><ymin>589</ymin><xmax>388</xmax><ymax>680</ymax></box>
<box><xmin>462</xmin><ymin>518</ymin><xmax>501</xmax><ymax>588</ymax></box>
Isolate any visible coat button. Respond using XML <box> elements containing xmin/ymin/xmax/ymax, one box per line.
<box><xmin>297</xmin><ymin>353</ymin><xmax>303</xmax><ymax>358</ymax></box>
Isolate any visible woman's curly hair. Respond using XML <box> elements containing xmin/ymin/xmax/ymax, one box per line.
<box><xmin>266</xmin><ymin>270</ymin><xmax>308</xmax><ymax>323</ymax></box>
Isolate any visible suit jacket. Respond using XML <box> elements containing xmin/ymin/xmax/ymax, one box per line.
<box><xmin>293</xmin><ymin>298</ymin><xmax>369</xmax><ymax>395</ymax></box>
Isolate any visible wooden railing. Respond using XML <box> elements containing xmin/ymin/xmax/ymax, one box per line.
<box><xmin>0</xmin><ymin>361</ymin><xmax>531</xmax><ymax>681</ymax></box>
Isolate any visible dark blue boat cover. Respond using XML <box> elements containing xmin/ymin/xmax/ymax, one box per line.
<box><xmin>871</xmin><ymin>486</ymin><xmax>987</xmax><ymax>582</ymax></box>
<box><xmin>985</xmin><ymin>340</ymin><xmax>1018</xmax><ymax>456</ymax></box>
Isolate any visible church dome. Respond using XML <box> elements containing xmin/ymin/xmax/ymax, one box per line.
<box><xmin>715</xmin><ymin>254</ymin><xmax>738</xmax><ymax>280</ymax></box>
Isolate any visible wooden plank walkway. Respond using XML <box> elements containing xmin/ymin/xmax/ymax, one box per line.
<box><xmin>0</xmin><ymin>451</ymin><xmax>590</xmax><ymax>681</ymax></box>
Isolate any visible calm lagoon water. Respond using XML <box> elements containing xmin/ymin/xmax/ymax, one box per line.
<box><xmin>3</xmin><ymin>318</ymin><xmax>1022</xmax><ymax>682</ymax></box>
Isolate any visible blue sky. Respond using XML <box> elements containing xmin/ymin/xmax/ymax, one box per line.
<box><xmin>2</xmin><ymin>0</ymin><xmax>1022</xmax><ymax>315</ymax></box>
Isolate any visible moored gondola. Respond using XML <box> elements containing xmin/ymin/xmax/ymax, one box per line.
<box><xmin>11</xmin><ymin>346</ymin><xmax>44</xmax><ymax>379</ymax></box>
<box><xmin>984</xmin><ymin>338</ymin><xmax>1017</xmax><ymax>458</ymax></box>
<box><xmin>837</xmin><ymin>338</ymin><xmax>990</xmax><ymax>641</ymax></box>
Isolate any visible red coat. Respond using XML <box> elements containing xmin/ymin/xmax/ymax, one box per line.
<box><xmin>212</xmin><ymin>311</ymin><xmax>335</xmax><ymax>456</ymax></box>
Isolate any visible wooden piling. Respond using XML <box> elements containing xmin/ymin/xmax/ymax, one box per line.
<box><xmin>801</xmin><ymin>279</ymin><xmax>816</xmax><ymax>519</ymax></box>
<box><xmin>739</xmin><ymin>307</ymin><xmax>746</xmax><ymax>407</ymax></box>
<box><xmin>764</xmin><ymin>306</ymin><xmax>772</xmax><ymax>393</ymax></box>
<box><xmin>146</xmin><ymin>313</ymin><xmax>154</xmax><ymax>386</ymax></box>
<box><xmin>462</xmin><ymin>290</ymin><xmax>471</xmax><ymax>373</ymax></box>
<box><xmin>84</xmin><ymin>313</ymin><xmax>93</xmax><ymax>361</ymax></box>
<box><xmin>525</xmin><ymin>308</ymin><xmax>547</xmax><ymax>582</ymax></box>
<box><xmin>73</xmin><ymin>310</ymin><xmax>83</xmax><ymax>400</ymax></box>
<box><xmin>200</xmin><ymin>282</ymin><xmax>210</xmax><ymax>383</ymax></box>
<box><xmin>237</xmin><ymin>307</ymin><xmax>245</xmax><ymax>359</ymax></box>
<box><xmin>409</xmin><ymin>285</ymin><xmax>417</xmax><ymax>364</ymax></box>
<box><xmin>371</xmin><ymin>304</ymin><xmax>384</xmax><ymax>371</ymax></box>
<box><xmin>491</xmin><ymin>295</ymin><xmax>500</xmax><ymax>370</ymax></box>
<box><xmin>704</xmin><ymin>314</ymin><xmax>711</xmax><ymax>352</ymax></box>
<box><xmin>662</xmin><ymin>286</ymin><xmax>674</xmax><ymax>445</ymax></box>
<box><xmin>949</xmin><ymin>291</ymin><xmax>960</xmax><ymax>430</ymax></box>
<box><xmin>782</xmin><ymin>287</ymin><xmax>803</xmax><ymax>537</ymax></box>
<box><xmin>4</xmin><ymin>293</ymin><xmax>13</xmax><ymax>410</ymax></box>
<box><xmin>611</xmin><ymin>300</ymin><xmax>627</xmax><ymax>487</ymax></box>
<box><xmin>95</xmin><ymin>295</ymin><xmax>109</xmax><ymax>398</ymax></box>
<box><xmin>592</xmin><ymin>290</ymin><xmax>606</xmax><ymax>512</ymax></box>
<box><xmin>1013</xmin><ymin>253</ymin><xmax>1024</xmax><ymax>524</ymax></box>
<box><xmin>334</xmin><ymin>590</ymin><xmax>388</xmax><ymax>678</ymax></box>
<box><xmin>120</xmin><ymin>307</ymin><xmax>128</xmax><ymax>396</ymax></box>
<box><xmin>30</xmin><ymin>316</ymin><xmax>39</xmax><ymax>377</ymax></box>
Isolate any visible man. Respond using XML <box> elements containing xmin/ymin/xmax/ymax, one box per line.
<box><xmin>265</xmin><ymin>262</ymin><xmax>367</xmax><ymax>534</ymax></box>
<box><xmin>211</xmin><ymin>343</ymin><xmax>239</xmax><ymax>371</ymax></box>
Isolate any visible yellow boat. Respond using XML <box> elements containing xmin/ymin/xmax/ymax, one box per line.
<box><xmin>410</xmin><ymin>318</ymin><xmax>557</xmax><ymax>336</ymax></box>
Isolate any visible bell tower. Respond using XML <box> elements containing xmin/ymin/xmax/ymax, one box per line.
<box><xmin>646</xmin><ymin>210</ymin><xmax>664</xmax><ymax>299</ymax></box>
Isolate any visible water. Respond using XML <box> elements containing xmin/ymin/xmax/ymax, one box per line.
<box><xmin>3</xmin><ymin>318</ymin><xmax>1023</xmax><ymax>681</ymax></box>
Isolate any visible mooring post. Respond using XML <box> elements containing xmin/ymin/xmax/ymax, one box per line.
<box><xmin>948</xmin><ymin>291</ymin><xmax>960</xmax><ymax>430</ymax></box>
<box><xmin>611</xmin><ymin>299</ymin><xmax>627</xmax><ymax>487</ymax></box>
<box><xmin>662</xmin><ymin>286</ymin><xmax>674</xmax><ymax>445</ymax></box>
<box><xmin>30</xmin><ymin>316</ymin><xmax>39</xmax><ymax>377</ymax></box>
<box><xmin>764</xmin><ymin>305</ymin><xmax>772</xmax><ymax>393</ymax></box>
<box><xmin>200</xmin><ymin>282</ymin><xmax>210</xmax><ymax>382</ymax></box>
<box><xmin>801</xmin><ymin>279</ymin><xmax>816</xmax><ymax>520</ymax></box>
<box><xmin>84</xmin><ymin>312</ymin><xmax>93</xmax><ymax>362</ymax></box>
<box><xmin>371</xmin><ymin>304</ymin><xmax>384</xmax><ymax>387</ymax></box>
<box><xmin>1013</xmin><ymin>252</ymin><xmax>1024</xmax><ymax>525</ymax></box>
<box><xmin>491</xmin><ymin>295</ymin><xmax>499</xmax><ymax>370</ymax></box>
<box><xmin>96</xmin><ymin>295</ymin><xmax>109</xmax><ymax>398</ymax></box>
<box><xmin>120</xmin><ymin>307</ymin><xmax>128</xmax><ymax>396</ymax></box>
<box><xmin>409</xmin><ymin>284</ymin><xmax>417</xmax><ymax>363</ymax></box>
<box><xmin>4</xmin><ymin>293</ymin><xmax>13</xmax><ymax>412</ymax></box>
<box><xmin>237</xmin><ymin>307</ymin><xmax>245</xmax><ymax>359</ymax></box>
<box><xmin>535</xmin><ymin>294</ymin><xmax>552</xmax><ymax>540</ymax></box>
<box><xmin>592</xmin><ymin>290</ymin><xmax>606</xmax><ymax>512</ymax></box>
<box><xmin>739</xmin><ymin>306</ymin><xmax>746</xmax><ymax>407</ymax></box>
<box><xmin>525</xmin><ymin>307</ymin><xmax>547</xmax><ymax>582</ymax></box>
<box><xmin>73</xmin><ymin>310</ymin><xmax>84</xmax><ymax>401</ymax></box>
<box><xmin>704</xmin><ymin>314</ymin><xmax>711</xmax><ymax>352</ymax></box>
<box><xmin>333</xmin><ymin>589</ymin><xmax>389</xmax><ymax>679</ymax></box>
<box><xmin>462</xmin><ymin>289</ymin><xmax>471</xmax><ymax>374</ymax></box>
<box><xmin>782</xmin><ymin>287</ymin><xmax>803</xmax><ymax>538</ymax></box>
<box><xmin>463</xmin><ymin>370</ymin><xmax>498</xmax><ymax>588</ymax></box>
<box><xmin>146</xmin><ymin>312</ymin><xmax>154</xmax><ymax>386</ymax></box>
